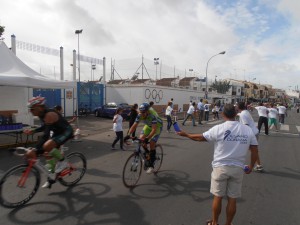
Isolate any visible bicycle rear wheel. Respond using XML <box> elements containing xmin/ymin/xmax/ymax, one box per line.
<box><xmin>153</xmin><ymin>144</ymin><xmax>163</xmax><ymax>173</ymax></box>
<box><xmin>122</xmin><ymin>153</ymin><xmax>142</xmax><ymax>188</ymax></box>
<box><xmin>58</xmin><ymin>152</ymin><xmax>86</xmax><ymax>186</ymax></box>
<box><xmin>0</xmin><ymin>165</ymin><xmax>40</xmax><ymax>208</ymax></box>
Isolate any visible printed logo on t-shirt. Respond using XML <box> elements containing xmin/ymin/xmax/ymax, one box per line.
<box><xmin>223</xmin><ymin>130</ymin><xmax>248</xmax><ymax>144</ymax></box>
<box><xmin>224</xmin><ymin>130</ymin><xmax>231</xmax><ymax>140</ymax></box>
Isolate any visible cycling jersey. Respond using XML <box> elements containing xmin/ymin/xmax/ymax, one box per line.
<box><xmin>36</xmin><ymin>109</ymin><xmax>74</xmax><ymax>153</ymax></box>
<box><xmin>135</xmin><ymin>109</ymin><xmax>163</xmax><ymax>128</ymax></box>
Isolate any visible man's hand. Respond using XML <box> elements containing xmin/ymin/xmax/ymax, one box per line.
<box><xmin>25</xmin><ymin>148</ymin><xmax>37</xmax><ymax>159</ymax></box>
<box><xmin>143</xmin><ymin>137</ymin><xmax>149</xmax><ymax>144</ymax></box>
<box><xmin>23</xmin><ymin>128</ymin><xmax>34</xmax><ymax>135</ymax></box>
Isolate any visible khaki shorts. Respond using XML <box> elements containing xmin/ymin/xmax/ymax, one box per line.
<box><xmin>210</xmin><ymin>166</ymin><xmax>244</xmax><ymax>198</ymax></box>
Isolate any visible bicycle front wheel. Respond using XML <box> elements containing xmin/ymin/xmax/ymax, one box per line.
<box><xmin>58</xmin><ymin>152</ymin><xmax>87</xmax><ymax>186</ymax></box>
<box><xmin>153</xmin><ymin>144</ymin><xmax>163</xmax><ymax>173</ymax></box>
<box><xmin>122</xmin><ymin>153</ymin><xmax>142</xmax><ymax>188</ymax></box>
<box><xmin>0</xmin><ymin>165</ymin><xmax>40</xmax><ymax>208</ymax></box>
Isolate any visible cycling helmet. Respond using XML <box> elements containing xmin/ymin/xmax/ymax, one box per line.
<box><xmin>139</xmin><ymin>103</ymin><xmax>150</xmax><ymax>112</ymax></box>
<box><xmin>27</xmin><ymin>96</ymin><xmax>46</xmax><ymax>108</ymax></box>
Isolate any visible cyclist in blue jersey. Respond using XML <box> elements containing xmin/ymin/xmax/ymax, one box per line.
<box><xmin>125</xmin><ymin>102</ymin><xmax>163</xmax><ymax>174</ymax></box>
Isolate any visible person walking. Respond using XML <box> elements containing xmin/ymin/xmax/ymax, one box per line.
<box><xmin>177</xmin><ymin>104</ymin><xmax>258</xmax><ymax>225</ymax></box>
<box><xmin>197</xmin><ymin>99</ymin><xmax>204</xmax><ymax>125</ymax></box>
<box><xmin>277</xmin><ymin>103</ymin><xmax>287</xmax><ymax>124</ymax></box>
<box><xmin>268</xmin><ymin>103</ymin><xmax>279</xmax><ymax>132</ymax></box>
<box><xmin>128</xmin><ymin>104</ymin><xmax>138</xmax><ymax>138</ymax></box>
<box><xmin>204</xmin><ymin>101</ymin><xmax>211</xmax><ymax>121</ymax></box>
<box><xmin>112</xmin><ymin>107</ymin><xmax>126</xmax><ymax>150</ymax></box>
<box><xmin>182</xmin><ymin>102</ymin><xmax>196</xmax><ymax>126</ymax></box>
<box><xmin>254</xmin><ymin>102</ymin><xmax>269</xmax><ymax>135</ymax></box>
<box><xmin>237</xmin><ymin>102</ymin><xmax>264</xmax><ymax>172</ymax></box>
<box><xmin>165</xmin><ymin>101</ymin><xmax>173</xmax><ymax>132</ymax></box>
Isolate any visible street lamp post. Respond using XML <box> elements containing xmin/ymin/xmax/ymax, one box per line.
<box><xmin>154</xmin><ymin>58</ymin><xmax>159</xmax><ymax>80</ymax></box>
<box><xmin>75</xmin><ymin>29</ymin><xmax>83</xmax><ymax>82</ymax></box>
<box><xmin>205</xmin><ymin>51</ymin><xmax>226</xmax><ymax>99</ymax></box>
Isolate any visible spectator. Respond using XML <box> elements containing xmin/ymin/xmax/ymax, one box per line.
<box><xmin>277</xmin><ymin>103</ymin><xmax>287</xmax><ymax>124</ymax></box>
<box><xmin>268</xmin><ymin>103</ymin><xmax>279</xmax><ymax>132</ymax></box>
<box><xmin>254</xmin><ymin>102</ymin><xmax>269</xmax><ymax>135</ymax></box>
<box><xmin>170</xmin><ymin>98</ymin><xmax>174</xmax><ymax>109</ymax></box>
<box><xmin>165</xmin><ymin>101</ymin><xmax>173</xmax><ymax>132</ymax></box>
<box><xmin>204</xmin><ymin>101</ymin><xmax>211</xmax><ymax>121</ymax></box>
<box><xmin>111</xmin><ymin>107</ymin><xmax>125</xmax><ymax>150</ymax></box>
<box><xmin>182</xmin><ymin>102</ymin><xmax>196</xmax><ymax>126</ymax></box>
<box><xmin>128</xmin><ymin>104</ymin><xmax>138</xmax><ymax>138</ymax></box>
<box><xmin>197</xmin><ymin>99</ymin><xmax>204</xmax><ymax>125</ymax></box>
<box><xmin>54</xmin><ymin>105</ymin><xmax>76</xmax><ymax>124</ymax></box>
<box><xmin>177</xmin><ymin>104</ymin><xmax>258</xmax><ymax>225</ymax></box>
<box><xmin>237</xmin><ymin>102</ymin><xmax>264</xmax><ymax>172</ymax></box>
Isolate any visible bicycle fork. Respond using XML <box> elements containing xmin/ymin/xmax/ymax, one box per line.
<box><xmin>18</xmin><ymin>160</ymin><xmax>36</xmax><ymax>187</ymax></box>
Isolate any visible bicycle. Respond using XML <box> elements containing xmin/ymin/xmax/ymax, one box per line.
<box><xmin>0</xmin><ymin>146</ymin><xmax>87</xmax><ymax>208</ymax></box>
<box><xmin>122</xmin><ymin>138</ymin><xmax>163</xmax><ymax>188</ymax></box>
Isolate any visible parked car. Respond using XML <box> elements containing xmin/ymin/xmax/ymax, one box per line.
<box><xmin>94</xmin><ymin>102</ymin><xmax>131</xmax><ymax>119</ymax></box>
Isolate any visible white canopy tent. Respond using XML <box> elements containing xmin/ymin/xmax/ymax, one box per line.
<box><xmin>0</xmin><ymin>41</ymin><xmax>75</xmax><ymax>88</ymax></box>
<box><xmin>0</xmin><ymin>41</ymin><xmax>76</xmax><ymax>125</ymax></box>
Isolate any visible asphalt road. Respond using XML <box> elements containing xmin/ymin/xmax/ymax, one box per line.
<box><xmin>0</xmin><ymin>110</ymin><xmax>300</xmax><ymax>225</ymax></box>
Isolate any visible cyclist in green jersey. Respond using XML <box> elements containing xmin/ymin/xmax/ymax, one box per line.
<box><xmin>125</xmin><ymin>102</ymin><xmax>163</xmax><ymax>174</ymax></box>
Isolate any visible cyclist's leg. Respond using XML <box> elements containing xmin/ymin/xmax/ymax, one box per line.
<box><xmin>147</xmin><ymin>128</ymin><xmax>162</xmax><ymax>172</ymax></box>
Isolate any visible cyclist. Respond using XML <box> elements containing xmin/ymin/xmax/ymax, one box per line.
<box><xmin>125</xmin><ymin>102</ymin><xmax>163</xmax><ymax>174</ymax></box>
<box><xmin>24</xmin><ymin>96</ymin><xmax>74</xmax><ymax>187</ymax></box>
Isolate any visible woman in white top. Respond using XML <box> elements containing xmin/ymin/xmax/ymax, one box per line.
<box><xmin>165</xmin><ymin>101</ymin><xmax>173</xmax><ymax>132</ymax></box>
<box><xmin>112</xmin><ymin>107</ymin><xmax>125</xmax><ymax>150</ymax></box>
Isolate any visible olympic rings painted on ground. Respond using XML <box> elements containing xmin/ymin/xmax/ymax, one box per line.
<box><xmin>145</xmin><ymin>88</ymin><xmax>164</xmax><ymax>103</ymax></box>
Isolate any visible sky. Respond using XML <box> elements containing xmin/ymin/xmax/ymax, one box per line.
<box><xmin>1</xmin><ymin>0</ymin><xmax>300</xmax><ymax>89</ymax></box>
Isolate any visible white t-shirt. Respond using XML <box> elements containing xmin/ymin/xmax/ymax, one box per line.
<box><xmin>187</xmin><ymin>105</ymin><xmax>195</xmax><ymax>114</ymax></box>
<box><xmin>255</xmin><ymin>106</ymin><xmax>268</xmax><ymax>117</ymax></box>
<box><xmin>165</xmin><ymin>106</ymin><xmax>173</xmax><ymax>116</ymax></box>
<box><xmin>113</xmin><ymin>114</ymin><xmax>123</xmax><ymax>132</ymax></box>
<box><xmin>203</xmin><ymin>121</ymin><xmax>258</xmax><ymax>168</ymax></box>
<box><xmin>239</xmin><ymin>110</ymin><xmax>259</xmax><ymax>135</ymax></box>
<box><xmin>277</xmin><ymin>106</ymin><xmax>286</xmax><ymax>114</ymax></box>
<box><xmin>268</xmin><ymin>108</ymin><xmax>278</xmax><ymax>119</ymax></box>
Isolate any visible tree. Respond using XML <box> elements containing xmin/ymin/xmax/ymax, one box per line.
<box><xmin>211</xmin><ymin>80</ymin><xmax>231</xmax><ymax>94</ymax></box>
<box><xmin>0</xmin><ymin>26</ymin><xmax>5</xmax><ymax>38</ymax></box>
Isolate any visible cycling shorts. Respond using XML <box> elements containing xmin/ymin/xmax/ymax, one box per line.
<box><xmin>52</xmin><ymin>126</ymin><xmax>74</xmax><ymax>146</ymax></box>
<box><xmin>141</xmin><ymin>125</ymin><xmax>162</xmax><ymax>143</ymax></box>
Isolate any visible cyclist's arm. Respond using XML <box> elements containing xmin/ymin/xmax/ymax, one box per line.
<box><xmin>177</xmin><ymin>131</ymin><xmax>207</xmax><ymax>142</ymax></box>
<box><xmin>128</xmin><ymin>122</ymin><xmax>139</xmax><ymax>135</ymax></box>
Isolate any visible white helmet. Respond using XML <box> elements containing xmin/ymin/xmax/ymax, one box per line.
<box><xmin>27</xmin><ymin>96</ymin><xmax>46</xmax><ymax>108</ymax></box>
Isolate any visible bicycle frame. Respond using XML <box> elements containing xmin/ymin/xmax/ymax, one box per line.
<box><xmin>14</xmin><ymin>147</ymin><xmax>71</xmax><ymax>186</ymax></box>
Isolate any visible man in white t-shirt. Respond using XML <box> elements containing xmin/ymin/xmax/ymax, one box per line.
<box><xmin>277</xmin><ymin>103</ymin><xmax>287</xmax><ymax>124</ymax></box>
<box><xmin>177</xmin><ymin>104</ymin><xmax>258</xmax><ymax>225</ymax></box>
<box><xmin>254</xmin><ymin>102</ymin><xmax>269</xmax><ymax>135</ymax></box>
<box><xmin>182</xmin><ymin>102</ymin><xmax>196</xmax><ymax>126</ymax></box>
<box><xmin>237</xmin><ymin>102</ymin><xmax>264</xmax><ymax>172</ymax></box>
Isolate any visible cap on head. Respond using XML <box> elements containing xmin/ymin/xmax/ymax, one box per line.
<box><xmin>27</xmin><ymin>96</ymin><xmax>46</xmax><ymax>108</ymax></box>
<box><xmin>139</xmin><ymin>103</ymin><xmax>150</xmax><ymax>112</ymax></box>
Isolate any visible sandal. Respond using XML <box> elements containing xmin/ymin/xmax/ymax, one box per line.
<box><xmin>206</xmin><ymin>220</ymin><xmax>219</xmax><ymax>225</ymax></box>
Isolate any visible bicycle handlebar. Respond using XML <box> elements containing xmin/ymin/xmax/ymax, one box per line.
<box><xmin>9</xmin><ymin>147</ymin><xmax>36</xmax><ymax>157</ymax></box>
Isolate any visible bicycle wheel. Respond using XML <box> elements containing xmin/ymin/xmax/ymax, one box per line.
<box><xmin>122</xmin><ymin>153</ymin><xmax>142</xmax><ymax>188</ymax></box>
<box><xmin>0</xmin><ymin>165</ymin><xmax>40</xmax><ymax>208</ymax></box>
<box><xmin>58</xmin><ymin>152</ymin><xmax>86</xmax><ymax>186</ymax></box>
<box><xmin>153</xmin><ymin>144</ymin><xmax>163</xmax><ymax>173</ymax></box>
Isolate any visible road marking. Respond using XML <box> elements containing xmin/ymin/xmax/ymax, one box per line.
<box><xmin>296</xmin><ymin>126</ymin><xmax>300</xmax><ymax>132</ymax></box>
<box><xmin>279</xmin><ymin>124</ymin><xmax>289</xmax><ymax>131</ymax></box>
